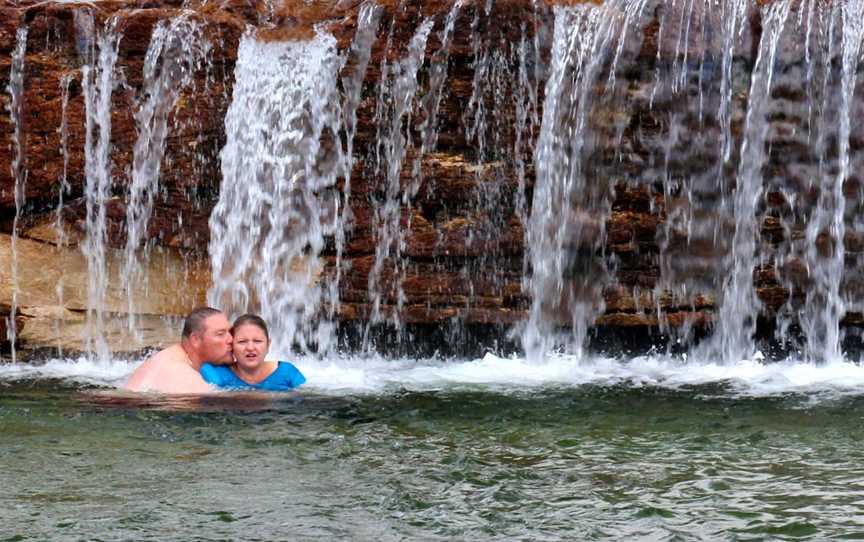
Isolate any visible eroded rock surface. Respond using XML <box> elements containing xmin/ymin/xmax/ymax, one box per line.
<box><xmin>2</xmin><ymin>0</ymin><xmax>863</xmax><ymax>355</ymax></box>
<box><xmin>0</xmin><ymin>231</ymin><xmax>208</xmax><ymax>352</ymax></box>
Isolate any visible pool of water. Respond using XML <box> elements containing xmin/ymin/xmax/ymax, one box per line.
<box><xmin>3</xmin><ymin>354</ymin><xmax>864</xmax><ymax>540</ymax></box>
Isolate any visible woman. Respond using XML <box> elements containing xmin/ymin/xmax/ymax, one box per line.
<box><xmin>200</xmin><ymin>314</ymin><xmax>306</xmax><ymax>391</ymax></box>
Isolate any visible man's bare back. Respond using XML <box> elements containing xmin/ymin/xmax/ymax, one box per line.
<box><xmin>124</xmin><ymin>344</ymin><xmax>213</xmax><ymax>394</ymax></box>
<box><xmin>124</xmin><ymin>308</ymin><xmax>234</xmax><ymax>394</ymax></box>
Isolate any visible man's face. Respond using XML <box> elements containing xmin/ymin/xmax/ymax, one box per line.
<box><xmin>194</xmin><ymin>313</ymin><xmax>233</xmax><ymax>364</ymax></box>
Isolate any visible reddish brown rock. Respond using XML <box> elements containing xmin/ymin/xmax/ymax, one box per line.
<box><xmin>3</xmin><ymin>0</ymin><xmax>863</xmax><ymax>351</ymax></box>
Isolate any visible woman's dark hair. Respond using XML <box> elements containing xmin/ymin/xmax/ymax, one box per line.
<box><xmin>232</xmin><ymin>313</ymin><xmax>269</xmax><ymax>340</ymax></box>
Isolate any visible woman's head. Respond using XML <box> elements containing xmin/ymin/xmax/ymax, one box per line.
<box><xmin>231</xmin><ymin>314</ymin><xmax>270</xmax><ymax>369</ymax></box>
<box><xmin>232</xmin><ymin>314</ymin><xmax>269</xmax><ymax>340</ymax></box>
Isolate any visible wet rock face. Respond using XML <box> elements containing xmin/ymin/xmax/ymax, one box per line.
<box><xmin>1</xmin><ymin>2</ymin><xmax>243</xmax><ymax>248</ymax></box>
<box><xmin>2</xmin><ymin>0</ymin><xmax>864</xmax><ymax>353</ymax></box>
<box><xmin>0</xmin><ymin>302</ymin><xmax>25</xmax><ymax>352</ymax></box>
<box><xmin>0</xmin><ymin>232</ymin><xmax>208</xmax><ymax>354</ymax></box>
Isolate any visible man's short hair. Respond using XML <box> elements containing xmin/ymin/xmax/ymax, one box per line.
<box><xmin>182</xmin><ymin>307</ymin><xmax>223</xmax><ymax>339</ymax></box>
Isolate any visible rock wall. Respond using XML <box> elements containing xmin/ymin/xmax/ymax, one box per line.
<box><xmin>2</xmin><ymin>0</ymin><xmax>864</xmax><ymax>356</ymax></box>
<box><xmin>0</xmin><ymin>232</ymin><xmax>209</xmax><ymax>352</ymax></box>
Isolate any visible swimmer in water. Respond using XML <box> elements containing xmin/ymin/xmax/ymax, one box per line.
<box><xmin>124</xmin><ymin>307</ymin><xmax>234</xmax><ymax>394</ymax></box>
<box><xmin>200</xmin><ymin>314</ymin><xmax>306</xmax><ymax>391</ymax></box>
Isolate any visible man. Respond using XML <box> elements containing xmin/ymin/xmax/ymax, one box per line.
<box><xmin>124</xmin><ymin>307</ymin><xmax>234</xmax><ymax>393</ymax></box>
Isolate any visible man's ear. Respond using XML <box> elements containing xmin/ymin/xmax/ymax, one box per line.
<box><xmin>187</xmin><ymin>332</ymin><xmax>203</xmax><ymax>348</ymax></box>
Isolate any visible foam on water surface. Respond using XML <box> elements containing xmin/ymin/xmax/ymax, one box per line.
<box><xmin>0</xmin><ymin>356</ymin><xmax>133</xmax><ymax>388</ymax></box>
<box><xmin>4</xmin><ymin>354</ymin><xmax>864</xmax><ymax>401</ymax></box>
<box><xmin>294</xmin><ymin>354</ymin><xmax>864</xmax><ymax>398</ymax></box>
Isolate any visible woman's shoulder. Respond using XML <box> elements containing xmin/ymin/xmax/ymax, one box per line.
<box><xmin>275</xmin><ymin>360</ymin><xmax>303</xmax><ymax>376</ymax></box>
<box><xmin>274</xmin><ymin>361</ymin><xmax>306</xmax><ymax>388</ymax></box>
<box><xmin>200</xmin><ymin>363</ymin><xmax>234</xmax><ymax>384</ymax></box>
<box><xmin>201</xmin><ymin>362</ymin><xmax>232</xmax><ymax>373</ymax></box>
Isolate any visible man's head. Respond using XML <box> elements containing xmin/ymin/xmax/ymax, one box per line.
<box><xmin>181</xmin><ymin>307</ymin><xmax>233</xmax><ymax>364</ymax></box>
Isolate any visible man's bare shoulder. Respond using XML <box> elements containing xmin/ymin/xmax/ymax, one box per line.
<box><xmin>145</xmin><ymin>344</ymin><xmax>186</xmax><ymax>366</ymax></box>
<box><xmin>124</xmin><ymin>344</ymin><xmax>198</xmax><ymax>392</ymax></box>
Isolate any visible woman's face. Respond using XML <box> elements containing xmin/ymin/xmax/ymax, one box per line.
<box><xmin>232</xmin><ymin>324</ymin><xmax>270</xmax><ymax>370</ymax></box>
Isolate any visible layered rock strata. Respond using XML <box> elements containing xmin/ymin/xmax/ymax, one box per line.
<box><xmin>2</xmin><ymin>0</ymin><xmax>863</xmax><ymax>356</ymax></box>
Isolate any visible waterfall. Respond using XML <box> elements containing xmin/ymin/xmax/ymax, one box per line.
<box><xmin>208</xmin><ymin>30</ymin><xmax>346</xmax><ymax>355</ymax></box>
<box><xmin>525</xmin><ymin>0</ymin><xmax>649</xmax><ymax>359</ymax></box>
<box><xmin>802</xmin><ymin>0</ymin><xmax>864</xmax><ymax>362</ymax></box>
<box><xmin>6</xmin><ymin>26</ymin><xmax>28</xmax><ymax>363</ymax></box>
<box><xmin>799</xmin><ymin>0</ymin><xmax>822</xmax><ymax>139</ymax></box>
<box><xmin>122</xmin><ymin>14</ymin><xmax>210</xmax><ymax>338</ymax></box>
<box><xmin>81</xmin><ymin>18</ymin><xmax>122</xmax><ymax>362</ymax></box>
<box><xmin>415</xmin><ymin>0</ymin><xmax>463</xmax><ymax>184</ymax></box>
<box><xmin>330</xmin><ymin>2</ymin><xmax>383</xmax><ymax>325</ymax></box>
<box><xmin>651</xmin><ymin>0</ymin><xmax>781</xmax><ymax>353</ymax></box>
<box><xmin>55</xmin><ymin>74</ymin><xmax>73</xmax><ymax>247</ymax></box>
<box><xmin>669</xmin><ymin>0</ymin><xmax>705</xmax><ymax>97</ymax></box>
<box><xmin>707</xmin><ymin>0</ymin><xmax>791</xmax><ymax>362</ymax></box>
<box><xmin>454</xmin><ymin>3</ymin><xmax>542</xmax><ymax>331</ymax></box>
<box><xmin>514</xmin><ymin>14</ymin><xmax>542</xmax><ymax>273</ymax></box>
<box><xmin>4</xmin><ymin>0</ymin><xmax>864</xmax><ymax>363</ymax></box>
<box><xmin>364</xmin><ymin>17</ymin><xmax>434</xmax><ymax>341</ymax></box>
<box><xmin>463</xmin><ymin>4</ymin><xmax>492</xmax><ymax>167</ymax></box>
<box><xmin>463</xmin><ymin>5</ymin><xmax>511</xmax><ymax>267</ymax></box>
<box><xmin>653</xmin><ymin>0</ymin><xmax>731</xmax><ymax>327</ymax></box>
<box><xmin>525</xmin><ymin>4</ymin><xmax>603</xmax><ymax>359</ymax></box>
<box><xmin>53</xmin><ymin>73</ymin><xmax>74</xmax><ymax>355</ymax></box>
<box><xmin>718</xmin><ymin>0</ymin><xmax>749</xmax><ymax>164</ymax></box>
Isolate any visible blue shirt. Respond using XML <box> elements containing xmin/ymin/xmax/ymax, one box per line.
<box><xmin>200</xmin><ymin>361</ymin><xmax>306</xmax><ymax>391</ymax></box>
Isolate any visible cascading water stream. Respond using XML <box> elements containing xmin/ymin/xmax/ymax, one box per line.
<box><xmin>52</xmin><ymin>73</ymin><xmax>74</xmax><ymax>354</ymax></box>
<box><xmin>330</xmin><ymin>2</ymin><xmax>383</xmax><ymax>324</ymax></box>
<box><xmin>364</xmin><ymin>17</ymin><xmax>434</xmax><ymax>341</ymax></box>
<box><xmin>525</xmin><ymin>4</ymin><xmax>602</xmax><ymax>360</ymax></box>
<box><xmin>707</xmin><ymin>0</ymin><xmax>791</xmax><ymax>362</ymax></box>
<box><xmin>55</xmin><ymin>74</ymin><xmax>73</xmax><ymax>247</ymax></box>
<box><xmin>654</xmin><ymin>0</ymin><xmax>747</xmax><ymax>331</ymax></box>
<box><xmin>718</xmin><ymin>0</ymin><xmax>749</xmax><ymax>164</ymax></box>
<box><xmin>81</xmin><ymin>18</ymin><xmax>122</xmax><ymax>362</ymax></box>
<box><xmin>463</xmin><ymin>3</ymin><xmax>493</xmax><ymax>169</ymax></box>
<box><xmin>799</xmin><ymin>0</ymin><xmax>820</xmax><ymax>136</ymax></box>
<box><xmin>802</xmin><ymin>0</ymin><xmax>864</xmax><ymax>362</ymax></box>
<box><xmin>6</xmin><ymin>26</ymin><xmax>28</xmax><ymax>363</ymax></box>
<box><xmin>415</xmin><ymin>0</ymin><xmax>463</xmax><ymax>183</ymax></box>
<box><xmin>455</xmin><ymin>2</ymin><xmax>542</xmax><ymax>326</ymax></box>
<box><xmin>514</xmin><ymin>13</ymin><xmax>542</xmax><ymax>270</ymax></box>
<box><xmin>122</xmin><ymin>14</ymin><xmax>210</xmax><ymax>337</ymax></box>
<box><xmin>763</xmin><ymin>0</ymin><xmax>820</xmax><ymax>351</ymax></box>
<box><xmin>208</xmin><ymin>30</ymin><xmax>347</xmax><ymax>355</ymax></box>
<box><xmin>525</xmin><ymin>0</ymin><xmax>649</xmax><ymax>359</ymax></box>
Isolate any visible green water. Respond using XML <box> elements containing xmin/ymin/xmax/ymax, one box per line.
<box><xmin>2</xmin><ymin>381</ymin><xmax>864</xmax><ymax>541</ymax></box>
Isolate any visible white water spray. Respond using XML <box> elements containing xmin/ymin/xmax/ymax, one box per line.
<box><xmin>330</xmin><ymin>2</ymin><xmax>383</xmax><ymax>324</ymax></box>
<box><xmin>123</xmin><ymin>14</ymin><xmax>210</xmax><ymax>337</ymax></box>
<box><xmin>6</xmin><ymin>26</ymin><xmax>28</xmax><ymax>363</ymax></box>
<box><xmin>415</xmin><ymin>1</ymin><xmax>463</xmax><ymax>184</ymax></box>
<box><xmin>708</xmin><ymin>0</ymin><xmax>791</xmax><ymax>363</ymax></box>
<box><xmin>364</xmin><ymin>18</ymin><xmax>434</xmax><ymax>339</ymax></box>
<box><xmin>52</xmin><ymin>73</ymin><xmax>75</xmax><ymax>355</ymax></box>
<box><xmin>81</xmin><ymin>18</ymin><xmax>122</xmax><ymax>362</ymax></box>
<box><xmin>208</xmin><ymin>31</ymin><xmax>346</xmax><ymax>355</ymax></box>
<box><xmin>802</xmin><ymin>0</ymin><xmax>864</xmax><ymax>363</ymax></box>
<box><xmin>526</xmin><ymin>1</ymin><xmax>649</xmax><ymax>359</ymax></box>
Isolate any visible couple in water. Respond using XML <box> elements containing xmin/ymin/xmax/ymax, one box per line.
<box><xmin>124</xmin><ymin>307</ymin><xmax>305</xmax><ymax>394</ymax></box>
